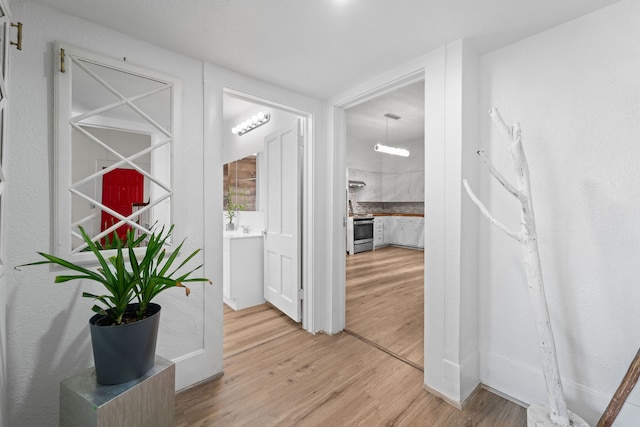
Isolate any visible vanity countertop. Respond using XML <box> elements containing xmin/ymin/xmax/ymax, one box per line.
<box><xmin>223</xmin><ymin>230</ymin><xmax>264</xmax><ymax>239</ymax></box>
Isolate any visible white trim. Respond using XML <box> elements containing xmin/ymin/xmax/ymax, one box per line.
<box><xmin>202</xmin><ymin>63</ymin><xmax>323</xmax><ymax>386</ymax></box>
<box><xmin>327</xmin><ymin>63</ymin><xmax>426</xmax><ymax>334</ymax></box>
<box><xmin>478</xmin><ymin>350</ymin><xmax>640</xmax><ymax>424</ymax></box>
<box><xmin>220</xmin><ymin>88</ymin><xmax>315</xmax><ymax>332</ymax></box>
<box><xmin>0</xmin><ymin>7</ymin><xmax>9</xmax><ymax>270</ymax></box>
<box><xmin>327</xmin><ymin>43</ymin><xmax>480</xmax><ymax>406</ymax></box>
<box><xmin>0</xmin><ymin>3</ymin><xmax>9</xmax><ymax>426</ymax></box>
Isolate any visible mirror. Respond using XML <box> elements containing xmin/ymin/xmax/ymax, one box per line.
<box><xmin>223</xmin><ymin>154</ymin><xmax>257</xmax><ymax>211</ymax></box>
<box><xmin>56</xmin><ymin>43</ymin><xmax>176</xmax><ymax>259</ymax></box>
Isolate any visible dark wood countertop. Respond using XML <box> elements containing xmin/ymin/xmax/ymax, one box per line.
<box><xmin>349</xmin><ymin>213</ymin><xmax>424</xmax><ymax>218</ymax></box>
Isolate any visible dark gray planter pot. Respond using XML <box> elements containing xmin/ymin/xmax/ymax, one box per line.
<box><xmin>89</xmin><ymin>303</ymin><xmax>161</xmax><ymax>385</ymax></box>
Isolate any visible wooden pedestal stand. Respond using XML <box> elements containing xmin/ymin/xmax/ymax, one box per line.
<box><xmin>60</xmin><ymin>356</ymin><xmax>175</xmax><ymax>427</ymax></box>
<box><xmin>463</xmin><ymin>108</ymin><xmax>588</xmax><ymax>427</ymax></box>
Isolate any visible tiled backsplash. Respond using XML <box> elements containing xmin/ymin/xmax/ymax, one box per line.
<box><xmin>349</xmin><ymin>200</ymin><xmax>424</xmax><ymax>215</ymax></box>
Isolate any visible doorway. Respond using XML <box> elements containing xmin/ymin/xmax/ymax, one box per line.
<box><xmin>343</xmin><ymin>80</ymin><xmax>425</xmax><ymax>369</ymax></box>
<box><xmin>101</xmin><ymin>168</ymin><xmax>144</xmax><ymax>241</ymax></box>
<box><xmin>221</xmin><ymin>90</ymin><xmax>310</xmax><ymax>357</ymax></box>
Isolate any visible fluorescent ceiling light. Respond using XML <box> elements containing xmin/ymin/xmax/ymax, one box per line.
<box><xmin>231</xmin><ymin>112</ymin><xmax>271</xmax><ymax>136</ymax></box>
<box><xmin>374</xmin><ymin>143</ymin><xmax>410</xmax><ymax>157</ymax></box>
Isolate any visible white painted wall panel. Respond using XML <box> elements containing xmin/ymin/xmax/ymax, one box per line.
<box><xmin>6</xmin><ymin>1</ymin><xmax>206</xmax><ymax>425</ymax></box>
<box><xmin>479</xmin><ymin>1</ymin><xmax>640</xmax><ymax>424</ymax></box>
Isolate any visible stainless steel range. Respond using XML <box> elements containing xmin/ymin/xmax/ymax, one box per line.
<box><xmin>353</xmin><ymin>216</ymin><xmax>374</xmax><ymax>253</ymax></box>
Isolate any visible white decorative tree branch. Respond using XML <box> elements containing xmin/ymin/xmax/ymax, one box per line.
<box><xmin>464</xmin><ymin>108</ymin><xmax>571</xmax><ymax>427</ymax></box>
<box><xmin>477</xmin><ymin>149</ymin><xmax>528</xmax><ymax>203</ymax></box>
<box><xmin>462</xmin><ymin>179</ymin><xmax>522</xmax><ymax>242</ymax></box>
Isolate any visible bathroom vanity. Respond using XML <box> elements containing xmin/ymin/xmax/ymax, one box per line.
<box><xmin>223</xmin><ymin>231</ymin><xmax>265</xmax><ymax>310</ymax></box>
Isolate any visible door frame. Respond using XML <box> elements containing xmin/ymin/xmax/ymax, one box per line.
<box><xmin>328</xmin><ymin>43</ymin><xmax>481</xmax><ymax>406</ymax></box>
<box><xmin>216</xmin><ymin>86</ymin><xmax>314</xmax><ymax>331</ymax></box>
<box><xmin>205</xmin><ymin>86</ymin><xmax>316</xmax><ymax>333</ymax></box>
<box><xmin>339</xmin><ymin>73</ymin><xmax>426</xmax><ymax>362</ymax></box>
<box><xmin>329</xmin><ymin>68</ymin><xmax>425</xmax><ymax>333</ymax></box>
<box><xmin>203</xmin><ymin>63</ymin><xmax>322</xmax><ymax>388</ymax></box>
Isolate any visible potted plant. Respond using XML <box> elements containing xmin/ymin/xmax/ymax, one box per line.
<box><xmin>17</xmin><ymin>224</ymin><xmax>210</xmax><ymax>385</ymax></box>
<box><xmin>225</xmin><ymin>187</ymin><xmax>247</xmax><ymax>231</ymax></box>
<box><xmin>225</xmin><ymin>201</ymin><xmax>243</xmax><ymax>230</ymax></box>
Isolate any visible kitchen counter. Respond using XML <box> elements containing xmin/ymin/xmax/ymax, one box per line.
<box><xmin>349</xmin><ymin>213</ymin><xmax>424</xmax><ymax>218</ymax></box>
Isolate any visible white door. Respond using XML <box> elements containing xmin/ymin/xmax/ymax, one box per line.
<box><xmin>264</xmin><ymin>119</ymin><xmax>302</xmax><ymax>322</ymax></box>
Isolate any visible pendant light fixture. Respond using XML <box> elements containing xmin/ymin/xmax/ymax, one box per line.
<box><xmin>374</xmin><ymin>112</ymin><xmax>409</xmax><ymax>157</ymax></box>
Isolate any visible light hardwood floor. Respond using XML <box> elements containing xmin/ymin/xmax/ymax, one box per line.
<box><xmin>175</xmin><ymin>302</ymin><xmax>526</xmax><ymax>426</ymax></box>
<box><xmin>223</xmin><ymin>303</ymin><xmax>300</xmax><ymax>359</ymax></box>
<box><xmin>346</xmin><ymin>246</ymin><xmax>424</xmax><ymax>368</ymax></box>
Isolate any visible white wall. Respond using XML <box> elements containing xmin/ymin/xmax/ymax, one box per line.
<box><xmin>0</xmin><ymin>4</ymin><xmax>11</xmax><ymax>424</ymax></box>
<box><xmin>346</xmin><ymin>136</ymin><xmax>425</xmax><ymax>173</ymax></box>
<box><xmin>346</xmin><ymin>135</ymin><xmax>383</xmax><ymax>172</ymax></box>
<box><xmin>222</xmin><ymin>103</ymin><xmax>300</xmax><ymax>232</ymax></box>
<box><xmin>380</xmin><ymin>138</ymin><xmax>425</xmax><ymax>173</ymax></box>
<box><xmin>223</xmin><ymin>106</ymin><xmax>299</xmax><ymax>164</ymax></box>
<box><xmin>6</xmin><ymin>1</ymin><xmax>207</xmax><ymax>425</ymax></box>
<box><xmin>0</xmin><ymin>269</ymin><xmax>5</xmax><ymax>427</ymax></box>
<box><xmin>459</xmin><ymin>40</ymin><xmax>481</xmax><ymax>403</ymax></box>
<box><xmin>6</xmin><ymin>1</ymin><xmax>634</xmax><ymax>426</ymax></box>
<box><xmin>478</xmin><ymin>1</ymin><xmax>640</xmax><ymax>424</ymax></box>
<box><xmin>422</xmin><ymin>40</ymin><xmax>480</xmax><ymax>405</ymax></box>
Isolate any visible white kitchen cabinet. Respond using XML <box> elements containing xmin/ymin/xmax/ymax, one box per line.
<box><xmin>380</xmin><ymin>171</ymin><xmax>425</xmax><ymax>202</ymax></box>
<box><xmin>348</xmin><ymin>168</ymin><xmax>366</xmax><ymax>181</ymax></box>
<box><xmin>409</xmin><ymin>171</ymin><xmax>425</xmax><ymax>202</ymax></box>
<box><xmin>408</xmin><ymin>217</ymin><xmax>425</xmax><ymax>249</ymax></box>
<box><xmin>395</xmin><ymin>173</ymin><xmax>411</xmax><ymax>202</ymax></box>
<box><xmin>403</xmin><ymin>217</ymin><xmax>425</xmax><ymax>248</ymax></box>
<box><xmin>348</xmin><ymin>168</ymin><xmax>425</xmax><ymax>203</ymax></box>
<box><xmin>383</xmin><ymin>216</ymin><xmax>395</xmax><ymax>244</ymax></box>
<box><xmin>393</xmin><ymin>217</ymin><xmax>405</xmax><ymax>244</ymax></box>
<box><xmin>376</xmin><ymin>216</ymin><xmax>425</xmax><ymax>249</ymax></box>
<box><xmin>365</xmin><ymin>171</ymin><xmax>382</xmax><ymax>201</ymax></box>
<box><xmin>395</xmin><ymin>217</ymin><xmax>411</xmax><ymax>245</ymax></box>
<box><xmin>416</xmin><ymin>217</ymin><xmax>425</xmax><ymax>248</ymax></box>
<box><xmin>374</xmin><ymin>216</ymin><xmax>385</xmax><ymax>249</ymax></box>
<box><xmin>347</xmin><ymin>217</ymin><xmax>354</xmax><ymax>254</ymax></box>
<box><xmin>223</xmin><ymin>232</ymin><xmax>265</xmax><ymax>310</ymax></box>
<box><xmin>349</xmin><ymin>168</ymin><xmax>381</xmax><ymax>202</ymax></box>
<box><xmin>381</xmin><ymin>173</ymin><xmax>397</xmax><ymax>202</ymax></box>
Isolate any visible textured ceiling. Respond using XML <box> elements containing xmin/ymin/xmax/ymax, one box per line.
<box><xmin>346</xmin><ymin>80</ymin><xmax>424</xmax><ymax>144</ymax></box>
<box><xmin>31</xmin><ymin>0</ymin><xmax>620</xmax><ymax>99</ymax></box>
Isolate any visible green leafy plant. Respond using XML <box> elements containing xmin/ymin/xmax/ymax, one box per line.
<box><xmin>18</xmin><ymin>225</ymin><xmax>211</xmax><ymax>325</ymax></box>
<box><xmin>225</xmin><ymin>201</ymin><xmax>245</xmax><ymax>223</ymax></box>
<box><xmin>225</xmin><ymin>187</ymin><xmax>247</xmax><ymax>224</ymax></box>
<box><xmin>88</xmin><ymin>227</ymin><xmax>141</xmax><ymax>251</ymax></box>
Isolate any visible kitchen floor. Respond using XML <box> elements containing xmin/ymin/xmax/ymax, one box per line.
<box><xmin>345</xmin><ymin>245</ymin><xmax>424</xmax><ymax>369</ymax></box>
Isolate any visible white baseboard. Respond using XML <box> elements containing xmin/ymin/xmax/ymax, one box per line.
<box><xmin>479</xmin><ymin>350</ymin><xmax>640</xmax><ymax>426</ymax></box>
<box><xmin>423</xmin><ymin>351</ymin><xmax>481</xmax><ymax>408</ymax></box>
